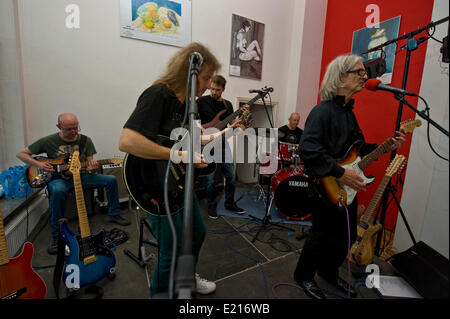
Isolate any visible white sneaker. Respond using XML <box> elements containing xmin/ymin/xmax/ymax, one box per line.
<box><xmin>195</xmin><ymin>273</ymin><xmax>216</xmax><ymax>295</ymax></box>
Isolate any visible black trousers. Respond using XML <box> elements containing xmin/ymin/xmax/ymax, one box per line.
<box><xmin>294</xmin><ymin>194</ymin><xmax>358</xmax><ymax>282</ymax></box>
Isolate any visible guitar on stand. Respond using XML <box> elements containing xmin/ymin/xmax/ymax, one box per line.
<box><xmin>350</xmin><ymin>154</ymin><xmax>406</xmax><ymax>265</ymax></box>
<box><xmin>0</xmin><ymin>209</ymin><xmax>47</xmax><ymax>299</ymax></box>
<box><xmin>59</xmin><ymin>151</ymin><xmax>116</xmax><ymax>290</ymax></box>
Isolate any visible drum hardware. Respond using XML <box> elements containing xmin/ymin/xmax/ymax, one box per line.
<box><xmin>249</xmin><ymin>178</ymin><xmax>296</xmax><ymax>243</ymax></box>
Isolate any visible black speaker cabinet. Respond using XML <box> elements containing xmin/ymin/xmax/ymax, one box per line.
<box><xmin>390</xmin><ymin>241</ymin><xmax>449</xmax><ymax>299</ymax></box>
<box><xmin>64</xmin><ymin>188</ymin><xmax>96</xmax><ymax>221</ymax></box>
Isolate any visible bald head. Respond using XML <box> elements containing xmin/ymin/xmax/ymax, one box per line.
<box><xmin>57</xmin><ymin>113</ymin><xmax>79</xmax><ymax>141</ymax></box>
<box><xmin>58</xmin><ymin>113</ymin><xmax>78</xmax><ymax>126</ymax></box>
<box><xmin>288</xmin><ymin>112</ymin><xmax>300</xmax><ymax>130</ymax></box>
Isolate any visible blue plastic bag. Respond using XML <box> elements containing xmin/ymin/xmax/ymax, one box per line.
<box><xmin>0</xmin><ymin>165</ymin><xmax>33</xmax><ymax>199</ymax></box>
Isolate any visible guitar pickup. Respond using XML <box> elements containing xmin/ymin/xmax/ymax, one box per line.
<box><xmin>170</xmin><ymin>164</ymin><xmax>180</xmax><ymax>181</ymax></box>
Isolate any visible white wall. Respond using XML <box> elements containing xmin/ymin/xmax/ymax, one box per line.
<box><xmin>15</xmin><ymin>0</ymin><xmax>304</xmax><ymax>160</ymax></box>
<box><xmin>0</xmin><ymin>0</ymin><xmax>25</xmax><ymax>170</ymax></box>
<box><xmin>394</xmin><ymin>0</ymin><xmax>449</xmax><ymax>258</ymax></box>
<box><xmin>295</xmin><ymin>0</ymin><xmax>327</xmax><ymax>129</ymax></box>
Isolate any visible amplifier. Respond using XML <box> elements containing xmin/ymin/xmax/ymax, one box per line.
<box><xmin>101</xmin><ymin>163</ymin><xmax>129</xmax><ymax>203</ymax></box>
<box><xmin>64</xmin><ymin>188</ymin><xmax>96</xmax><ymax>221</ymax></box>
<box><xmin>390</xmin><ymin>241</ymin><xmax>449</xmax><ymax>299</ymax></box>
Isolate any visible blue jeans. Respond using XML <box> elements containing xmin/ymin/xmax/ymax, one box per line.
<box><xmin>147</xmin><ymin>194</ymin><xmax>206</xmax><ymax>298</ymax></box>
<box><xmin>204</xmin><ymin>162</ymin><xmax>235</xmax><ymax>208</ymax></box>
<box><xmin>47</xmin><ymin>173</ymin><xmax>121</xmax><ymax>237</ymax></box>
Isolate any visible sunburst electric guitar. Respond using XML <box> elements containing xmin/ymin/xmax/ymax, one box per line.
<box><xmin>0</xmin><ymin>209</ymin><xmax>47</xmax><ymax>299</ymax></box>
<box><xmin>27</xmin><ymin>156</ymin><xmax>123</xmax><ymax>188</ymax></box>
<box><xmin>350</xmin><ymin>154</ymin><xmax>406</xmax><ymax>265</ymax></box>
<box><xmin>59</xmin><ymin>151</ymin><xmax>116</xmax><ymax>288</ymax></box>
<box><xmin>320</xmin><ymin>119</ymin><xmax>420</xmax><ymax>206</ymax></box>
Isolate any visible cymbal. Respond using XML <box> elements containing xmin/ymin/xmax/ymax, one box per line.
<box><xmin>254</xmin><ymin>127</ymin><xmax>285</xmax><ymax>139</ymax></box>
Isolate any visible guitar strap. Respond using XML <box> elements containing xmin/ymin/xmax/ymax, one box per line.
<box><xmin>79</xmin><ymin>134</ymin><xmax>88</xmax><ymax>156</ymax></box>
<box><xmin>53</xmin><ymin>224</ymin><xmax>67</xmax><ymax>299</ymax></box>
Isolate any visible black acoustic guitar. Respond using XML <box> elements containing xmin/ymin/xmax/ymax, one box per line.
<box><xmin>122</xmin><ymin>87</ymin><xmax>272</xmax><ymax>216</ymax></box>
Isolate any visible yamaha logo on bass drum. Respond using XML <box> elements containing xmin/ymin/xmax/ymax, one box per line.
<box><xmin>289</xmin><ymin>180</ymin><xmax>308</xmax><ymax>187</ymax></box>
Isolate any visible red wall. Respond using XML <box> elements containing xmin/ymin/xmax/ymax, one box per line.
<box><xmin>320</xmin><ymin>0</ymin><xmax>434</xmax><ymax>230</ymax></box>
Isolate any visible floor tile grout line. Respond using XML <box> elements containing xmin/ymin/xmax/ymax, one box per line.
<box><xmin>214</xmin><ymin>249</ymin><xmax>301</xmax><ymax>284</ymax></box>
<box><xmin>221</xmin><ymin>216</ymin><xmax>271</xmax><ymax>262</ymax></box>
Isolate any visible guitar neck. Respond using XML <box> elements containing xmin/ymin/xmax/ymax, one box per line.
<box><xmin>0</xmin><ymin>211</ymin><xmax>10</xmax><ymax>266</ymax></box>
<box><xmin>360</xmin><ymin>175</ymin><xmax>391</xmax><ymax>224</ymax></box>
<box><xmin>60</xmin><ymin>159</ymin><xmax>111</xmax><ymax>171</ymax></box>
<box><xmin>358</xmin><ymin>138</ymin><xmax>393</xmax><ymax>171</ymax></box>
<box><xmin>215</xmin><ymin>93</ymin><xmax>262</xmax><ymax>130</ymax></box>
<box><xmin>72</xmin><ymin>173</ymin><xmax>91</xmax><ymax>238</ymax></box>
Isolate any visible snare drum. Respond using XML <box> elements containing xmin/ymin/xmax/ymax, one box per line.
<box><xmin>270</xmin><ymin>168</ymin><xmax>311</xmax><ymax>220</ymax></box>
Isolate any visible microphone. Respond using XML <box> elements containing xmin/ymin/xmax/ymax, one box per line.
<box><xmin>365</xmin><ymin>79</ymin><xmax>417</xmax><ymax>96</ymax></box>
<box><xmin>190</xmin><ymin>52</ymin><xmax>203</xmax><ymax>67</ymax></box>
<box><xmin>249</xmin><ymin>89</ymin><xmax>263</xmax><ymax>94</ymax></box>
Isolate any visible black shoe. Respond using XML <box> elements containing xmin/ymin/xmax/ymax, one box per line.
<box><xmin>225</xmin><ymin>203</ymin><xmax>245</xmax><ymax>215</ymax></box>
<box><xmin>297</xmin><ymin>280</ymin><xmax>327</xmax><ymax>299</ymax></box>
<box><xmin>318</xmin><ymin>273</ymin><xmax>357</xmax><ymax>298</ymax></box>
<box><xmin>208</xmin><ymin>204</ymin><xmax>218</xmax><ymax>220</ymax></box>
<box><xmin>109</xmin><ymin>214</ymin><xmax>131</xmax><ymax>226</ymax></box>
<box><xmin>48</xmin><ymin>236</ymin><xmax>58</xmax><ymax>255</ymax></box>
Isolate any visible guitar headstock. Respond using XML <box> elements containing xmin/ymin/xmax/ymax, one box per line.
<box><xmin>108</xmin><ymin>157</ymin><xmax>123</xmax><ymax>165</ymax></box>
<box><xmin>68</xmin><ymin>151</ymin><xmax>81</xmax><ymax>175</ymax></box>
<box><xmin>385</xmin><ymin>154</ymin><xmax>406</xmax><ymax>177</ymax></box>
<box><xmin>400</xmin><ymin>119</ymin><xmax>422</xmax><ymax>134</ymax></box>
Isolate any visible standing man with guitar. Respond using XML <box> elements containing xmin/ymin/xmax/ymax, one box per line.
<box><xmin>16</xmin><ymin>113</ymin><xmax>130</xmax><ymax>255</ymax></box>
<box><xmin>293</xmin><ymin>55</ymin><xmax>405</xmax><ymax>299</ymax></box>
<box><xmin>197</xmin><ymin>75</ymin><xmax>247</xmax><ymax>219</ymax></box>
<box><xmin>119</xmin><ymin>42</ymin><xmax>220</xmax><ymax>298</ymax></box>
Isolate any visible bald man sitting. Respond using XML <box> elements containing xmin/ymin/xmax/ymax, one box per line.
<box><xmin>279</xmin><ymin>113</ymin><xmax>303</xmax><ymax>144</ymax></box>
<box><xmin>17</xmin><ymin>113</ymin><xmax>130</xmax><ymax>255</ymax></box>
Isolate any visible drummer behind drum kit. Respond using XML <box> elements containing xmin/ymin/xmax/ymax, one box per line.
<box><xmin>257</xmin><ymin>131</ymin><xmax>312</xmax><ymax>221</ymax></box>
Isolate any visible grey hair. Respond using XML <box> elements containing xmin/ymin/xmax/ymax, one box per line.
<box><xmin>320</xmin><ymin>54</ymin><xmax>362</xmax><ymax>101</ymax></box>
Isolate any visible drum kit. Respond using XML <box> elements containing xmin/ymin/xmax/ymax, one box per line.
<box><xmin>256</xmin><ymin>131</ymin><xmax>312</xmax><ymax>222</ymax></box>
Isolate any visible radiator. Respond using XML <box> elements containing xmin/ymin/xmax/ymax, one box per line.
<box><xmin>4</xmin><ymin>192</ymin><xmax>48</xmax><ymax>256</ymax></box>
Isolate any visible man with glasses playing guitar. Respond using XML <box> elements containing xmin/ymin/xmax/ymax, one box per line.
<box><xmin>16</xmin><ymin>113</ymin><xmax>130</xmax><ymax>255</ymax></box>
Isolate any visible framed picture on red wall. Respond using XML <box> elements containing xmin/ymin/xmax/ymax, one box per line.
<box><xmin>351</xmin><ymin>16</ymin><xmax>401</xmax><ymax>84</ymax></box>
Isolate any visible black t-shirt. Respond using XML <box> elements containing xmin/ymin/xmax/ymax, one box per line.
<box><xmin>299</xmin><ymin>95</ymin><xmax>377</xmax><ymax>178</ymax></box>
<box><xmin>197</xmin><ymin>95</ymin><xmax>233</xmax><ymax>125</ymax></box>
<box><xmin>124</xmin><ymin>83</ymin><xmax>184</xmax><ymax>141</ymax></box>
<box><xmin>278</xmin><ymin>125</ymin><xmax>303</xmax><ymax>144</ymax></box>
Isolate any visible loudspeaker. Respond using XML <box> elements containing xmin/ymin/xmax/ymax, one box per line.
<box><xmin>390</xmin><ymin>241</ymin><xmax>449</xmax><ymax>299</ymax></box>
<box><xmin>64</xmin><ymin>188</ymin><xmax>96</xmax><ymax>221</ymax></box>
<box><xmin>101</xmin><ymin>163</ymin><xmax>129</xmax><ymax>203</ymax></box>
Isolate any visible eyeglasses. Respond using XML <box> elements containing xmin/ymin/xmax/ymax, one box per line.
<box><xmin>60</xmin><ymin>125</ymin><xmax>81</xmax><ymax>132</ymax></box>
<box><xmin>346</xmin><ymin>69</ymin><xmax>367</xmax><ymax>77</ymax></box>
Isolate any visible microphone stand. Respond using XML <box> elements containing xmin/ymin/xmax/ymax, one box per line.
<box><xmin>173</xmin><ymin>57</ymin><xmax>201</xmax><ymax>299</ymax></box>
<box><xmin>248</xmin><ymin>91</ymin><xmax>295</xmax><ymax>243</ymax></box>
<box><xmin>373</xmin><ymin>30</ymin><xmax>449</xmax><ymax>256</ymax></box>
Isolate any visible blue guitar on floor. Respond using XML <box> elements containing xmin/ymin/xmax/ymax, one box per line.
<box><xmin>60</xmin><ymin>151</ymin><xmax>116</xmax><ymax>288</ymax></box>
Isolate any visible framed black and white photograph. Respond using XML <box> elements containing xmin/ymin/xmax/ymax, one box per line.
<box><xmin>229</xmin><ymin>14</ymin><xmax>265</xmax><ymax>80</ymax></box>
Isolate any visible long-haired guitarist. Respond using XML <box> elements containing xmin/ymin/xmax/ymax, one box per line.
<box><xmin>118</xmin><ymin>42</ymin><xmax>220</xmax><ymax>298</ymax></box>
<box><xmin>16</xmin><ymin>113</ymin><xmax>130</xmax><ymax>255</ymax></box>
<box><xmin>293</xmin><ymin>55</ymin><xmax>405</xmax><ymax>299</ymax></box>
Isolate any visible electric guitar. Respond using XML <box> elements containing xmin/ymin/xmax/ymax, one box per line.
<box><xmin>122</xmin><ymin>88</ymin><xmax>271</xmax><ymax>216</ymax></box>
<box><xmin>26</xmin><ymin>156</ymin><xmax>123</xmax><ymax>188</ymax></box>
<box><xmin>0</xmin><ymin>209</ymin><xmax>47</xmax><ymax>299</ymax></box>
<box><xmin>320</xmin><ymin>119</ymin><xmax>420</xmax><ymax>206</ymax></box>
<box><xmin>60</xmin><ymin>151</ymin><xmax>116</xmax><ymax>288</ymax></box>
<box><xmin>350</xmin><ymin>154</ymin><xmax>406</xmax><ymax>265</ymax></box>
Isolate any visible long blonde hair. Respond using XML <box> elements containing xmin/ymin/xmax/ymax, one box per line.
<box><xmin>154</xmin><ymin>42</ymin><xmax>221</xmax><ymax>97</ymax></box>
